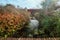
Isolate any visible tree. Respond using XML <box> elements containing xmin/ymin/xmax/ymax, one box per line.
<box><xmin>41</xmin><ymin>0</ymin><xmax>59</xmax><ymax>14</ymax></box>
<box><xmin>37</xmin><ymin>0</ymin><xmax>60</xmax><ymax>37</ymax></box>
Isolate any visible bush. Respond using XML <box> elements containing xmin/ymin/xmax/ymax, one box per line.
<box><xmin>38</xmin><ymin>11</ymin><xmax>60</xmax><ymax>37</ymax></box>
<box><xmin>0</xmin><ymin>5</ymin><xmax>30</xmax><ymax>37</ymax></box>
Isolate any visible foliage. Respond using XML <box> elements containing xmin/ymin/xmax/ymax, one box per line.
<box><xmin>34</xmin><ymin>0</ymin><xmax>60</xmax><ymax>37</ymax></box>
<box><xmin>38</xmin><ymin>11</ymin><xmax>60</xmax><ymax>37</ymax></box>
<box><xmin>0</xmin><ymin>5</ymin><xmax>30</xmax><ymax>37</ymax></box>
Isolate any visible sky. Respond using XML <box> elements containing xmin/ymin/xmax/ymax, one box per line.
<box><xmin>57</xmin><ymin>0</ymin><xmax>60</xmax><ymax>5</ymax></box>
<box><xmin>0</xmin><ymin>0</ymin><xmax>43</xmax><ymax>9</ymax></box>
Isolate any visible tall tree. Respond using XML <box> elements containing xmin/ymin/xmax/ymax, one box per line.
<box><xmin>41</xmin><ymin>0</ymin><xmax>59</xmax><ymax>14</ymax></box>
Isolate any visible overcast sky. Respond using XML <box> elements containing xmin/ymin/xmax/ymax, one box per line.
<box><xmin>0</xmin><ymin>0</ymin><xmax>44</xmax><ymax>9</ymax></box>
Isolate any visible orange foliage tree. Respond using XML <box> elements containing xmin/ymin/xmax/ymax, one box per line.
<box><xmin>0</xmin><ymin>5</ymin><xmax>30</xmax><ymax>37</ymax></box>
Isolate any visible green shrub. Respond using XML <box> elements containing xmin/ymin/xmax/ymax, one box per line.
<box><xmin>38</xmin><ymin>12</ymin><xmax>60</xmax><ymax>37</ymax></box>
